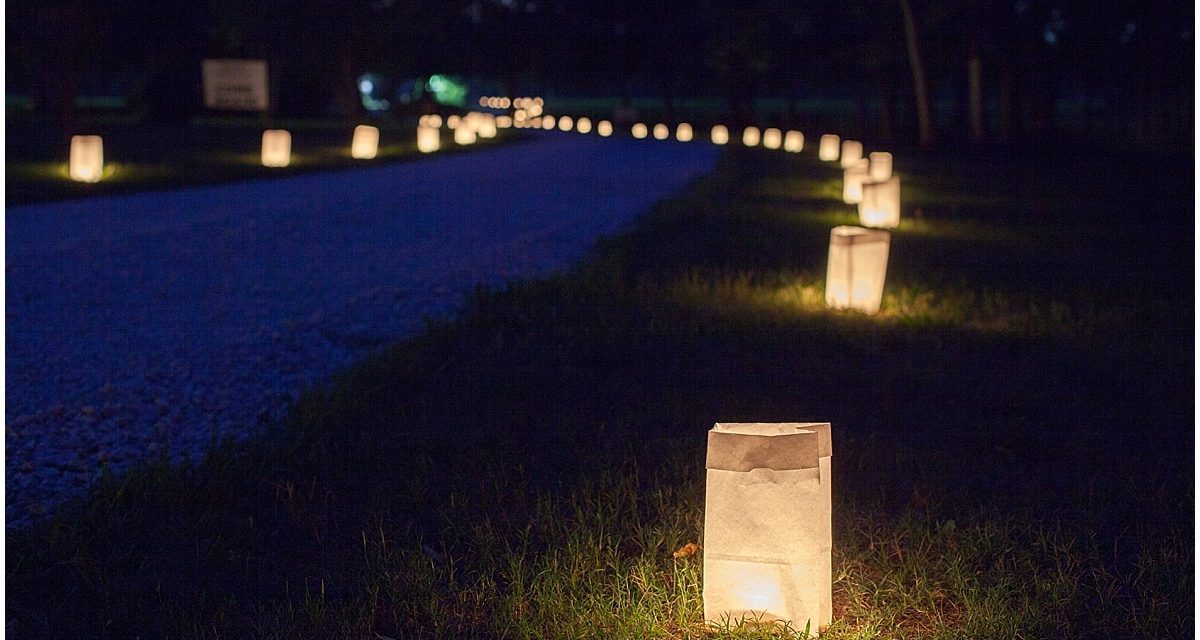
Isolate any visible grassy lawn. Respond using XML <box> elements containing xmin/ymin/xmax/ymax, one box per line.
<box><xmin>6</xmin><ymin>142</ymin><xmax>1193</xmax><ymax>638</ymax></box>
<box><xmin>5</xmin><ymin>115</ymin><xmax>519</xmax><ymax>206</ymax></box>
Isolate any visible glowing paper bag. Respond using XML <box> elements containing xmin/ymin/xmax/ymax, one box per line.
<box><xmin>704</xmin><ymin>422</ymin><xmax>833</xmax><ymax>632</ymax></box>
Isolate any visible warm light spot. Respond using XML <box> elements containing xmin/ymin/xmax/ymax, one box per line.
<box><xmin>653</xmin><ymin>123</ymin><xmax>669</xmax><ymax>140</ymax></box>
<box><xmin>447</xmin><ymin>114</ymin><xmax>461</xmax><ymax>129</ymax></box>
<box><xmin>784</xmin><ymin>130</ymin><xmax>804</xmax><ymax>153</ymax></box>
<box><xmin>479</xmin><ymin>96</ymin><xmax>489</xmax><ymax>107</ymax></box>
<box><xmin>762</xmin><ymin>128</ymin><xmax>782</xmax><ymax>149</ymax></box>
<box><xmin>577</xmin><ymin>117</ymin><xmax>592</xmax><ymax>134</ymax></box>
<box><xmin>676</xmin><ymin>122</ymin><xmax>693</xmax><ymax>142</ymax></box>
<box><xmin>597</xmin><ymin>120</ymin><xmax>613</xmax><ymax>137</ymax></box>
<box><xmin>840</xmin><ymin>139</ymin><xmax>863</xmax><ymax>168</ymax></box>
<box><xmin>541</xmin><ymin>115</ymin><xmax>555</xmax><ymax>130</ymax></box>
<box><xmin>632</xmin><ymin>122</ymin><xmax>648</xmax><ymax>139</ymax></box>
<box><xmin>842</xmin><ymin>159</ymin><xmax>870</xmax><ymax>204</ymax></box>
<box><xmin>858</xmin><ymin>177</ymin><xmax>901</xmax><ymax>228</ymax></box>
<box><xmin>69</xmin><ymin>135</ymin><xmax>103</xmax><ymax>182</ymax></box>
<box><xmin>826</xmin><ymin>225</ymin><xmax>890</xmax><ymax>314</ymax></box>
<box><xmin>742</xmin><ymin>126</ymin><xmax>760</xmax><ymax>147</ymax></box>
<box><xmin>350</xmin><ymin>125</ymin><xmax>379</xmax><ymax>159</ymax></box>
<box><xmin>261</xmin><ymin>129</ymin><xmax>291</xmax><ymax>167</ymax></box>
<box><xmin>558</xmin><ymin>115</ymin><xmax>574</xmax><ymax>131</ymax></box>
<box><xmin>499</xmin><ymin>97</ymin><xmax>511</xmax><ymax>109</ymax></box>
<box><xmin>454</xmin><ymin>125</ymin><xmax>476</xmax><ymax>145</ymax></box>
<box><xmin>711</xmin><ymin>125</ymin><xmax>729</xmax><ymax>145</ymax></box>
<box><xmin>819</xmin><ymin>134</ymin><xmax>840</xmax><ymax>161</ymax></box>
<box><xmin>496</xmin><ymin>115</ymin><xmax>512</xmax><ymax>128</ymax></box>
<box><xmin>426</xmin><ymin>114</ymin><xmax>442</xmax><ymax>128</ymax></box>
<box><xmin>869</xmin><ymin>151</ymin><xmax>893</xmax><ymax>181</ymax></box>
<box><xmin>417</xmin><ymin>126</ymin><xmax>440</xmax><ymax>153</ymax></box>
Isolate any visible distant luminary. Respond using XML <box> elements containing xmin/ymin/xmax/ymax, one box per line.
<box><xmin>653</xmin><ymin>123</ymin><xmax>669</xmax><ymax>140</ymax></box>
<box><xmin>69</xmin><ymin>135</ymin><xmax>104</xmax><ymax>182</ymax></box>
<box><xmin>541</xmin><ymin>115</ymin><xmax>556</xmax><ymax>130</ymax></box>
<box><xmin>839</xmin><ymin>140</ymin><xmax>863</xmax><ymax>168</ymax></box>
<box><xmin>632</xmin><ymin>123</ymin><xmax>649</xmax><ymax>139</ymax></box>
<box><xmin>868</xmin><ymin>152</ymin><xmax>892</xmax><ymax>181</ymax></box>
<box><xmin>417</xmin><ymin>125</ymin><xmax>440</xmax><ymax>153</ymax></box>
<box><xmin>825</xmin><ymin>225</ymin><xmax>890</xmax><ymax>314</ymax></box>
<box><xmin>454</xmin><ymin>125</ymin><xmax>477</xmax><ymax>145</ymax></box>
<box><xmin>742</xmin><ymin>126</ymin><xmax>761</xmax><ymax>147</ymax></box>
<box><xmin>351</xmin><ymin>125</ymin><xmax>379</xmax><ymax>160</ymax></box>
<box><xmin>496</xmin><ymin>115</ymin><xmax>513</xmax><ymax>129</ymax></box>
<box><xmin>577</xmin><ymin>117</ymin><xmax>592</xmax><ymax>134</ymax></box>
<box><xmin>762</xmin><ymin>128</ymin><xmax>782</xmax><ymax>150</ymax></box>
<box><xmin>447</xmin><ymin>114</ymin><xmax>461</xmax><ymax>129</ymax></box>
<box><xmin>859</xmin><ymin>177</ymin><xmax>901</xmax><ymax>229</ymax></box>
<box><xmin>784</xmin><ymin>130</ymin><xmax>804</xmax><ymax>153</ymax></box>
<box><xmin>478</xmin><ymin>117</ymin><xmax>497</xmax><ymax>139</ymax></box>
<box><xmin>711</xmin><ymin>125</ymin><xmax>729</xmax><ymax>145</ymax></box>
<box><xmin>818</xmin><ymin>134</ymin><xmax>840</xmax><ymax>161</ymax></box>
<box><xmin>842</xmin><ymin>159</ymin><xmax>870</xmax><ymax>204</ymax></box>
<box><xmin>261</xmin><ymin>129</ymin><xmax>291</xmax><ymax>167</ymax></box>
<box><xmin>597</xmin><ymin>120</ymin><xmax>613</xmax><ymax>137</ymax></box>
<box><xmin>558</xmin><ymin>115</ymin><xmax>574</xmax><ymax>131</ymax></box>
<box><xmin>676</xmin><ymin>123</ymin><xmax>694</xmax><ymax>142</ymax></box>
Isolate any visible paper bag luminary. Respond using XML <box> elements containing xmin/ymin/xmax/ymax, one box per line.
<box><xmin>825</xmin><ymin>226</ymin><xmax>890</xmax><ymax>314</ymax></box>
<box><xmin>261</xmin><ymin>129</ymin><xmax>291</xmax><ymax>167</ymax></box>
<box><xmin>859</xmin><ymin>177</ymin><xmax>901</xmax><ymax>229</ymax></box>
<box><xmin>742</xmin><ymin>126</ymin><xmax>761</xmax><ymax>147</ymax></box>
<box><xmin>839</xmin><ymin>139</ymin><xmax>863</xmax><ymax>168</ymax></box>
<box><xmin>676</xmin><ymin>122</ymin><xmax>694</xmax><ymax>142</ymax></box>
<box><xmin>784</xmin><ymin>130</ymin><xmax>804</xmax><ymax>153</ymax></box>
<box><xmin>842</xmin><ymin>159</ymin><xmax>870</xmax><ymax>204</ymax></box>
<box><xmin>704</xmin><ymin>422</ymin><xmax>833</xmax><ymax>632</ymax></box>
<box><xmin>762</xmin><ymin>128</ymin><xmax>783</xmax><ymax>150</ymax></box>
<box><xmin>711</xmin><ymin>125</ymin><xmax>730</xmax><ymax>145</ymax></box>
<box><xmin>417</xmin><ymin>126</ymin><xmax>440</xmax><ymax>153</ymax></box>
<box><xmin>818</xmin><ymin>134</ymin><xmax>840</xmax><ymax>161</ymax></box>
<box><xmin>69</xmin><ymin>135</ymin><xmax>104</xmax><ymax>182</ymax></box>
<box><xmin>576</xmin><ymin>117</ymin><xmax>593</xmax><ymax>134</ymax></box>
<box><xmin>351</xmin><ymin>125</ymin><xmax>379</xmax><ymax>159</ymax></box>
<box><xmin>597</xmin><ymin>120</ymin><xmax>614</xmax><ymax>137</ymax></box>
<box><xmin>868</xmin><ymin>151</ymin><xmax>892</xmax><ymax>181</ymax></box>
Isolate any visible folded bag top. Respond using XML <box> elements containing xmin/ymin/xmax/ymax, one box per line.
<box><xmin>707</xmin><ymin>423</ymin><xmax>831</xmax><ymax>472</ymax></box>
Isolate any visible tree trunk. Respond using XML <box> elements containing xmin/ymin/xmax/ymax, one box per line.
<box><xmin>968</xmin><ymin>39</ymin><xmax>984</xmax><ymax>142</ymax></box>
<box><xmin>897</xmin><ymin>0</ymin><xmax>935</xmax><ymax>146</ymax></box>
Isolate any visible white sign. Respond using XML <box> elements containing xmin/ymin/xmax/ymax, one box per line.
<box><xmin>202</xmin><ymin>59</ymin><xmax>269</xmax><ymax>111</ymax></box>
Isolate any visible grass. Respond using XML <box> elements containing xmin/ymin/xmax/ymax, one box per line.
<box><xmin>5</xmin><ymin>114</ymin><xmax>521</xmax><ymax>206</ymax></box>
<box><xmin>6</xmin><ymin>140</ymin><xmax>1193</xmax><ymax>639</ymax></box>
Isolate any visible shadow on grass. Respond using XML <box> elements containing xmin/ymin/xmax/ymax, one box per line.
<box><xmin>6</xmin><ymin>144</ymin><xmax>1193</xmax><ymax>639</ymax></box>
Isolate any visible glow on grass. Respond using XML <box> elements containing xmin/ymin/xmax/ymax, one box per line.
<box><xmin>69</xmin><ymin>135</ymin><xmax>103</xmax><ymax>182</ymax></box>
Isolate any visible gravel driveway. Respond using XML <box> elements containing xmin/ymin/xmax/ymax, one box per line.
<box><xmin>6</xmin><ymin>133</ymin><xmax>719</xmax><ymax>526</ymax></box>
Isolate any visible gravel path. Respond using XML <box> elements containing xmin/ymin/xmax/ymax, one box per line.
<box><xmin>6</xmin><ymin>133</ymin><xmax>719</xmax><ymax>526</ymax></box>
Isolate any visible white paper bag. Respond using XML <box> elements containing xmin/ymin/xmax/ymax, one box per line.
<box><xmin>704</xmin><ymin>422</ymin><xmax>833</xmax><ymax>633</ymax></box>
